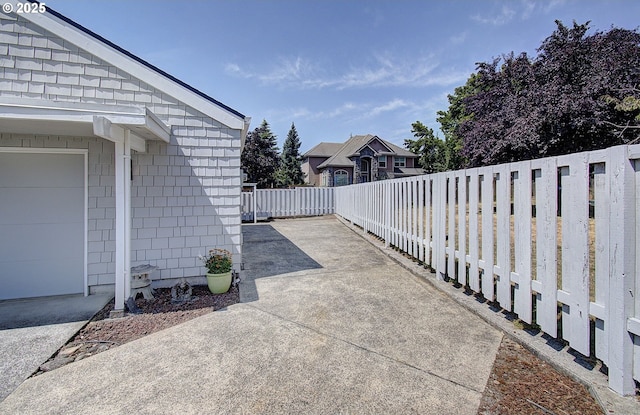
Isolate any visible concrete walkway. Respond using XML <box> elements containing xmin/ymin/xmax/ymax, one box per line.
<box><xmin>0</xmin><ymin>293</ymin><xmax>113</xmax><ymax>401</ymax></box>
<box><xmin>0</xmin><ymin>216</ymin><xmax>503</xmax><ymax>414</ymax></box>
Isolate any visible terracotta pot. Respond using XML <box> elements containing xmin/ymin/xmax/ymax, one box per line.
<box><xmin>206</xmin><ymin>271</ymin><xmax>232</xmax><ymax>294</ymax></box>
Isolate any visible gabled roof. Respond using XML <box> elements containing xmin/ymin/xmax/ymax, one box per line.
<box><xmin>302</xmin><ymin>142</ymin><xmax>343</xmax><ymax>158</ymax></box>
<box><xmin>318</xmin><ymin>134</ymin><xmax>416</xmax><ymax>169</ymax></box>
<box><xmin>18</xmin><ymin>1</ymin><xmax>249</xmax><ymax>132</ymax></box>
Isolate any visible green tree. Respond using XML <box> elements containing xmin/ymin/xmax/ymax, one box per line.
<box><xmin>602</xmin><ymin>91</ymin><xmax>640</xmax><ymax>143</ymax></box>
<box><xmin>404</xmin><ymin>121</ymin><xmax>446</xmax><ymax>173</ymax></box>
<box><xmin>241</xmin><ymin>119</ymin><xmax>280</xmax><ymax>188</ymax></box>
<box><xmin>276</xmin><ymin>123</ymin><xmax>305</xmax><ymax>187</ymax></box>
<box><xmin>410</xmin><ymin>75</ymin><xmax>478</xmax><ymax>172</ymax></box>
<box><xmin>435</xmin><ymin>74</ymin><xmax>480</xmax><ymax>170</ymax></box>
<box><xmin>458</xmin><ymin>21</ymin><xmax>640</xmax><ymax>166</ymax></box>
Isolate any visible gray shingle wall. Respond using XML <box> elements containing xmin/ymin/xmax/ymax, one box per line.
<box><xmin>0</xmin><ymin>15</ymin><xmax>242</xmax><ymax>289</ymax></box>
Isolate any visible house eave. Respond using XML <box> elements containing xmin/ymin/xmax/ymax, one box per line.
<box><xmin>318</xmin><ymin>162</ymin><xmax>353</xmax><ymax>169</ymax></box>
<box><xmin>0</xmin><ymin>97</ymin><xmax>170</xmax><ymax>150</ymax></box>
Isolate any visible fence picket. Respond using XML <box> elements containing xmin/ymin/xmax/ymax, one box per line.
<box><xmin>559</xmin><ymin>154</ymin><xmax>590</xmax><ymax>356</ymax></box>
<box><xmin>606</xmin><ymin>146</ymin><xmax>636</xmax><ymax>395</ymax></box>
<box><xmin>468</xmin><ymin>171</ymin><xmax>480</xmax><ymax>292</ymax></box>
<box><xmin>512</xmin><ymin>162</ymin><xmax>533</xmax><ymax>324</ymax></box>
<box><xmin>532</xmin><ymin>158</ymin><xmax>558</xmax><ymax>338</ymax></box>
<box><xmin>447</xmin><ymin>173</ymin><xmax>456</xmax><ymax>279</ymax></box>
<box><xmin>411</xmin><ymin>177</ymin><xmax>420</xmax><ymax>258</ymax></box>
<box><xmin>436</xmin><ymin>175</ymin><xmax>447</xmax><ymax>279</ymax></box>
<box><xmin>480</xmin><ymin>170</ymin><xmax>495</xmax><ymax>301</ymax></box>
<box><xmin>424</xmin><ymin>178</ymin><xmax>432</xmax><ymax>266</ymax></box>
<box><xmin>592</xmin><ymin>162</ymin><xmax>609</xmax><ymax>365</ymax></box>
<box><xmin>458</xmin><ymin>172</ymin><xmax>467</xmax><ymax>285</ymax></box>
<box><xmin>495</xmin><ymin>165</ymin><xmax>511</xmax><ymax>309</ymax></box>
<box><xmin>418</xmin><ymin>177</ymin><xmax>425</xmax><ymax>263</ymax></box>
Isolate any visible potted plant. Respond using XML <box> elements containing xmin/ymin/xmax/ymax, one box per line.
<box><xmin>199</xmin><ymin>248</ymin><xmax>233</xmax><ymax>294</ymax></box>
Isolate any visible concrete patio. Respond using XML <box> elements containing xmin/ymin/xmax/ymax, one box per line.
<box><xmin>1</xmin><ymin>216</ymin><xmax>504</xmax><ymax>414</ymax></box>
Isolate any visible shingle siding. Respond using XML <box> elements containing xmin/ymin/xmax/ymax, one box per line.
<box><xmin>0</xmin><ymin>15</ymin><xmax>243</xmax><ymax>291</ymax></box>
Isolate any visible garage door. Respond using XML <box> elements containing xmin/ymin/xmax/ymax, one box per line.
<box><xmin>0</xmin><ymin>151</ymin><xmax>85</xmax><ymax>300</ymax></box>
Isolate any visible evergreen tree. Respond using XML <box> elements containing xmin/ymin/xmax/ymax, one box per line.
<box><xmin>404</xmin><ymin>121</ymin><xmax>447</xmax><ymax>173</ymax></box>
<box><xmin>241</xmin><ymin>119</ymin><xmax>280</xmax><ymax>188</ymax></box>
<box><xmin>276</xmin><ymin>123</ymin><xmax>305</xmax><ymax>187</ymax></box>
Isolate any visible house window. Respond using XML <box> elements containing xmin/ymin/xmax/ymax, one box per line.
<box><xmin>334</xmin><ymin>170</ymin><xmax>349</xmax><ymax>186</ymax></box>
<box><xmin>394</xmin><ymin>156</ymin><xmax>406</xmax><ymax>167</ymax></box>
<box><xmin>378</xmin><ymin>156</ymin><xmax>386</xmax><ymax>168</ymax></box>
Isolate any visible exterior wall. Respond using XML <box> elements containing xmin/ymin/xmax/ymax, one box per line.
<box><xmin>368</xmin><ymin>139</ymin><xmax>389</xmax><ymax>153</ymax></box>
<box><xmin>301</xmin><ymin>160</ymin><xmax>310</xmax><ymax>184</ymax></box>
<box><xmin>0</xmin><ymin>15</ymin><xmax>242</xmax><ymax>290</ymax></box>
<box><xmin>303</xmin><ymin>156</ymin><xmax>328</xmax><ymax>186</ymax></box>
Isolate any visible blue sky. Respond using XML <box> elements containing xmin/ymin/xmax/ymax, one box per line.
<box><xmin>48</xmin><ymin>0</ymin><xmax>640</xmax><ymax>153</ymax></box>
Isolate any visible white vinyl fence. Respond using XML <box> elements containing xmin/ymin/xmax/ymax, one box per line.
<box><xmin>335</xmin><ymin>144</ymin><xmax>640</xmax><ymax>396</ymax></box>
<box><xmin>241</xmin><ymin>187</ymin><xmax>335</xmax><ymax>221</ymax></box>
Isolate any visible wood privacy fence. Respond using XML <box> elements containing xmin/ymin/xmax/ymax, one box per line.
<box><xmin>335</xmin><ymin>144</ymin><xmax>640</xmax><ymax>396</ymax></box>
<box><xmin>241</xmin><ymin>187</ymin><xmax>335</xmax><ymax>221</ymax></box>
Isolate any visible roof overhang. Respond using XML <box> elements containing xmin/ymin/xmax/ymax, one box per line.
<box><xmin>318</xmin><ymin>162</ymin><xmax>353</xmax><ymax>169</ymax></box>
<box><xmin>0</xmin><ymin>97</ymin><xmax>170</xmax><ymax>152</ymax></box>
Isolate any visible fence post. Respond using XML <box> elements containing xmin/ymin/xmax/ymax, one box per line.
<box><xmin>607</xmin><ymin>145</ymin><xmax>636</xmax><ymax>395</ymax></box>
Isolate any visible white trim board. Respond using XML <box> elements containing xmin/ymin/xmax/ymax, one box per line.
<box><xmin>0</xmin><ymin>98</ymin><xmax>170</xmax><ymax>147</ymax></box>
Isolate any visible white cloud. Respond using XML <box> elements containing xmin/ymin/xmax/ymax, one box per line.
<box><xmin>450</xmin><ymin>31</ymin><xmax>468</xmax><ymax>45</ymax></box>
<box><xmin>366</xmin><ymin>99</ymin><xmax>410</xmax><ymax>117</ymax></box>
<box><xmin>520</xmin><ymin>1</ymin><xmax>537</xmax><ymax>19</ymax></box>
<box><xmin>472</xmin><ymin>5</ymin><xmax>516</xmax><ymax>25</ymax></box>
<box><xmin>471</xmin><ymin>0</ymin><xmax>567</xmax><ymax>25</ymax></box>
<box><xmin>226</xmin><ymin>53</ymin><xmax>467</xmax><ymax>90</ymax></box>
<box><xmin>225</xmin><ymin>62</ymin><xmax>242</xmax><ymax>75</ymax></box>
<box><xmin>259</xmin><ymin>56</ymin><xmax>313</xmax><ymax>83</ymax></box>
<box><xmin>313</xmin><ymin>102</ymin><xmax>364</xmax><ymax>120</ymax></box>
<box><xmin>542</xmin><ymin>0</ymin><xmax>567</xmax><ymax>14</ymax></box>
<box><xmin>226</xmin><ymin>56</ymin><xmax>316</xmax><ymax>85</ymax></box>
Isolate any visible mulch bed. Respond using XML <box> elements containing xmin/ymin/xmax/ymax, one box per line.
<box><xmin>478</xmin><ymin>337</ymin><xmax>604</xmax><ymax>415</ymax></box>
<box><xmin>33</xmin><ymin>285</ymin><xmax>239</xmax><ymax>375</ymax></box>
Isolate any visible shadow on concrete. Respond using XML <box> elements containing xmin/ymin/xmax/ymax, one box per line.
<box><xmin>0</xmin><ymin>293</ymin><xmax>112</xmax><ymax>330</ymax></box>
<box><xmin>241</xmin><ymin>224</ymin><xmax>323</xmax><ymax>302</ymax></box>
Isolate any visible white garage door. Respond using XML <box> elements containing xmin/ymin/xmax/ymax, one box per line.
<box><xmin>0</xmin><ymin>151</ymin><xmax>85</xmax><ymax>300</ymax></box>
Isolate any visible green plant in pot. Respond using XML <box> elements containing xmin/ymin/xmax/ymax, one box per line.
<box><xmin>199</xmin><ymin>248</ymin><xmax>233</xmax><ymax>294</ymax></box>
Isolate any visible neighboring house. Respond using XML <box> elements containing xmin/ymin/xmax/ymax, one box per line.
<box><xmin>301</xmin><ymin>134</ymin><xmax>425</xmax><ymax>187</ymax></box>
<box><xmin>0</xmin><ymin>3</ymin><xmax>250</xmax><ymax>313</ymax></box>
<box><xmin>301</xmin><ymin>141</ymin><xmax>343</xmax><ymax>186</ymax></box>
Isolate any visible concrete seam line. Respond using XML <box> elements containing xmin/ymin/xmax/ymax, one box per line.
<box><xmin>243</xmin><ymin>302</ymin><xmax>485</xmax><ymax>394</ymax></box>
